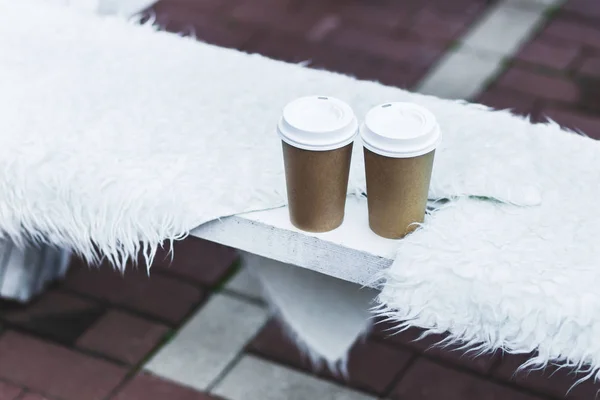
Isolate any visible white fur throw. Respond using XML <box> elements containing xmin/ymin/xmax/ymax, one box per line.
<box><xmin>3</xmin><ymin>0</ymin><xmax>600</xmax><ymax>378</ymax></box>
<box><xmin>33</xmin><ymin>0</ymin><xmax>157</xmax><ymax>16</ymax></box>
<box><xmin>0</xmin><ymin>0</ymin><xmax>540</xmax><ymax>264</ymax></box>
<box><xmin>0</xmin><ymin>1</ymin><xmax>156</xmax><ymax>303</ymax></box>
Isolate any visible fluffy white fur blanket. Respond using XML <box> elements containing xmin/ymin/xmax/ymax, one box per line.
<box><xmin>2</xmin><ymin>0</ymin><xmax>600</xmax><ymax>378</ymax></box>
<box><xmin>37</xmin><ymin>0</ymin><xmax>157</xmax><ymax>16</ymax></box>
<box><xmin>0</xmin><ymin>0</ymin><xmax>540</xmax><ymax>263</ymax></box>
<box><xmin>0</xmin><ymin>0</ymin><xmax>156</xmax><ymax>303</ymax></box>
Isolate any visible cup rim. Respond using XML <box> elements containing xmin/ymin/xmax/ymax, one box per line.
<box><xmin>360</xmin><ymin>102</ymin><xmax>442</xmax><ymax>158</ymax></box>
<box><xmin>278</xmin><ymin>95</ymin><xmax>358</xmax><ymax>151</ymax></box>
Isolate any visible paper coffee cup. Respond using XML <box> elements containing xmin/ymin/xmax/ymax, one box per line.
<box><xmin>278</xmin><ymin>96</ymin><xmax>358</xmax><ymax>232</ymax></box>
<box><xmin>361</xmin><ymin>102</ymin><xmax>442</xmax><ymax>239</ymax></box>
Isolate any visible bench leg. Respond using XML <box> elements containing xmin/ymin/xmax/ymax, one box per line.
<box><xmin>0</xmin><ymin>240</ymin><xmax>71</xmax><ymax>303</ymax></box>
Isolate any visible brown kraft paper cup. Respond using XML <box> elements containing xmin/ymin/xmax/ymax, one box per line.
<box><xmin>361</xmin><ymin>102</ymin><xmax>442</xmax><ymax>239</ymax></box>
<box><xmin>283</xmin><ymin>141</ymin><xmax>353</xmax><ymax>232</ymax></box>
<box><xmin>277</xmin><ymin>96</ymin><xmax>358</xmax><ymax>233</ymax></box>
<box><xmin>364</xmin><ymin>148</ymin><xmax>435</xmax><ymax>239</ymax></box>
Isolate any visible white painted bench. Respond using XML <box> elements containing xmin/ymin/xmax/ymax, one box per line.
<box><xmin>191</xmin><ymin>196</ymin><xmax>396</xmax><ymax>287</ymax></box>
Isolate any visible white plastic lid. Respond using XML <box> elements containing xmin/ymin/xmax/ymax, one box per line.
<box><xmin>360</xmin><ymin>102</ymin><xmax>442</xmax><ymax>158</ymax></box>
<box><xmin>277</xmin><ymin>96</ymin><xmax>358</xmax><ymax>151</ymax></box>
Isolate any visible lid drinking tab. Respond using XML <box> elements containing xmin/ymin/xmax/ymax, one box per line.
<box><xmin>278</xmin><ymin>96</ymin><xmax>358</xmax><ymax>151</ymax></box>
<box><xmin>360</xmin><ymin>102</ymin><xmax>442</xmax><ymax>158</ymax></box>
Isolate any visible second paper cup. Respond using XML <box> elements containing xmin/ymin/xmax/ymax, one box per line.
<box><xmin>361</xmin><ymin>102</ymin><xmax>442</xmax><ymax>239</ymax></box>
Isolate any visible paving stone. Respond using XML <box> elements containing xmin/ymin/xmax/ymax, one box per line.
<box><xmin>301</xmin><ymin>41</ymin><xmax>421</xmax><ymax>89</ymax></box>
<box><xmin>417</xmin><ymin>48</ymin><xmax>503</xmax><ymax>99</ymax></box>
<box><xmin>428</xmin><ymin>0</ymin><xmax>491</xmax><ymax>14</ymax></box>
<box><xmin>243</xmin><ymin>31</ymin><xmax>328</xmax><ymax>64</ymax></box>
<box><xmin>247</xmin><ymin>319</ymin><xmax>310</xmax><ymax>369</ymax></box>
<box><xmin>543</xmin><ymin>17</ymin><xmax>600</xmax><ymax>50</ymax></box>
<box><xmin>242</xmin><ymin>32</ymin><xmax>375</xmax><ymax>80</ymax></box>
<box><xmin>372</xmin><ymin>324</ymin><xmax>498</xmax><ymax>374</ymax></box>
<box><xmin>326</xmin><ymin>27</ymin><xmax>443</xmax><ymax>67</ymax></box>
<box><xmin>541</xmin><ymin>106</ymin><xmax>600</xmax><ymax>138</ymax></box>
<box><xmin>494</xmin><ymin>352</ymin><xmax>600</xmax><ymax>399</ymax></box>
<box><xmin>152</xmin><ymin>7</ymin><xmax>257</xmax><ymax>49</ymax></box>
<box><xmin>0</xmin><ymin>381</ymin><xmax>22</xmax><ymax>400</ymax></box>
<box><xmin>112</xmin><ymin>373</ymin><xmax>218</xmax><ymax>400</ymax></box>
<box><xmin>409</xmin><ymin>8</ymin><xmax>475</xmax><ymax>44</ymax></box>
<box><xmin>579</xmin><ymin>55</ymin><xmax>600</xmax><ymax>78</ymax></box>
<box><xmin>337</xmin><ymin>2</ymin><xmax>411</xmax><ymax>33</ymax></box>
<box><xmin>392</xmin><ymin>358</ymin><xmax>544</xmax><ymax>400</ymax></box>
<box><xmin>364</xmin><ymin>62</ymin><xmax>424</xmax><ymax>89</ymax></box>
<box><xmin>152</xmin><ymin>0</ymin><xmax>234</xmax><ymax>15</ymax></box>
<box><xmin>305</xmin><ymin>15</ymin><xmax>340</xmax><ymax>43</ymax></box>
<box><xmin>477</xmin><ymin>87</ymin><xmax>539</xmax><ymax>117</ymax></box>
<box><xmin>248</xmin><ymin>319</ymin><xmax>412</xmax><ymax>395</ymax></box>
<box><xmin>144</xmin><ymin>293</ymin><xmax>268</xmax><ymax>391</ymax></box>
<box><xmin>152</xmin><ymin>237</ymin><xmax>237</xmax><ymax>287</ymax></box>
<box><xmin>462</xmin><ymin>2</ymin><xmax>545</xmax><ymax>56</ymax></box>
<box><xmin>64</xmin><ymin>261</ymin><xmax>205</xmax><ymax>325</ymax></box>
<box><xmin>577</xmin><ymin>75</ymin><xmax>600</xmax><ymax>113</ymax></box>
<box><xmin>230</xmin><ymin>0</ymin><xmax>325</xmax><ymax>38</ymax></box>
<box><xmin>0</xmin><ymin>290</ymin><xmax>104</xmax><ymax>345</ymax></box>
<box><xmin>516</xmin><ymin>38</ymin><xmax>580</xmax><ymax>70</ymax></box>
<box><xmin>320</xmin><ymin>337</ymin><xmax>414</xmax><ymax>395</ymax></box>
<box><xmin>0</xmin><ymin>331</ymin><xmax>127</xmax><ymax>400</ymax></box>
<box><xmin>213</xmin><ymin>355</ymin><xmax>376</xmax><ymax>400</ymax></box>
<box><xmin>497</xmin><ymin>67</ymin><xmax>580</xmax><ymax>102</ymax></box>
<box><xmin>77</xmin><ymin>310</ymin><xmax>169</xmax><ymax>365</ymax></box>
<box><xmin>562</xmin><ymin>0</ymin><xmax>600</xmax><ymax>21</ymax></box>
<box><xmin>229</xmin><ymin>0</ymin><xmax>297</xmax><ymax>23</ymax></box>
<box><xmin>224</xmin><ymin>266</ymin><xmax>264</xmax><ymax>300</ymax></box>
<box><xmin>18</xmin><ymin>394</ymin><xmax>51</xmax><ymax>400</ymax></box>
<box><xmin>503</xmin><ymin>0</ymin><xmax>565</xmax><ymax>10</ymax></box>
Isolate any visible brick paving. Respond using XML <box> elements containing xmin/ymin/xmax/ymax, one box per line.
<box><xmin>0</xmin><ymin>331</ymin><xmax>128</xmax><ymax>400</ymax></box>
<box><xmin>111</xmin><ymin>374</ymin><xmax>220</xmax><ymax>400</ymax></box>
<box><xmin>64</xmin><ymin>259</ymin><xmax>206</xmax><ymax>325</ymax></box>
<box><xmin>2</xmin><ymin>290</ymin><xmax>103</xmax><ymax>345</ymax></box>
<box><xmin>19</xmin><ymin>394</ymin><xmax>51</xmax><ymax>400</ymax></box>
<box><xmin>0</xmin><ymin>381</ymin><xmax>23</xmax><ymax>400</ymax></box>
<box><xmin>371</xmin><ymin>322</ymin><xmax>499</xmax><ymax>374</ymax></box>
<box><xmin>494</xmin><ymin>353</ymin><xmax>600</xmax><ymax>399</ymax></box>
<box><xmin>1</xmin><ymin>0</ymin><xmax>600</xmax><ymax>399</ymax></box>
<box><xmin>76</xmin><ymin>310</ymin><xmax>170</xmax><ymax>365</ymax></box>
<box><xmin>475</xmin><ymin>0</ymin><xmax>600</xmax><ymax>139</ymax></box>
<box><xmin>152</xmin><ymin>237</ymin><xmax>238</xmax><ymax>287</ymax></box>
<box><xmin>247</xmin><ymin>317</ymin><xmax>573</xmax><ymax>399</ymax></box>
<box><xmin>392</xmin><ymin>359</ymin><xmax>545</xmax><ymax>400</ymax></box>
<box><xmin>247</xmin><ymin>319</ymin><xmax>414</xmax><ymax>396</ymax></box>
<box><xmin>0</xmin><ymin>237</ymin><xmax>236</xmax><ymax>400</ymax></box>
<box><xmin>150</xmin><ymin>0</ymin><xmax>491</xmax><ymax>89</ymax></box>
<box><xmin>0</xmin><ymin>234</ymin><xmax>598</xmax><ymax>399</ymax></box>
